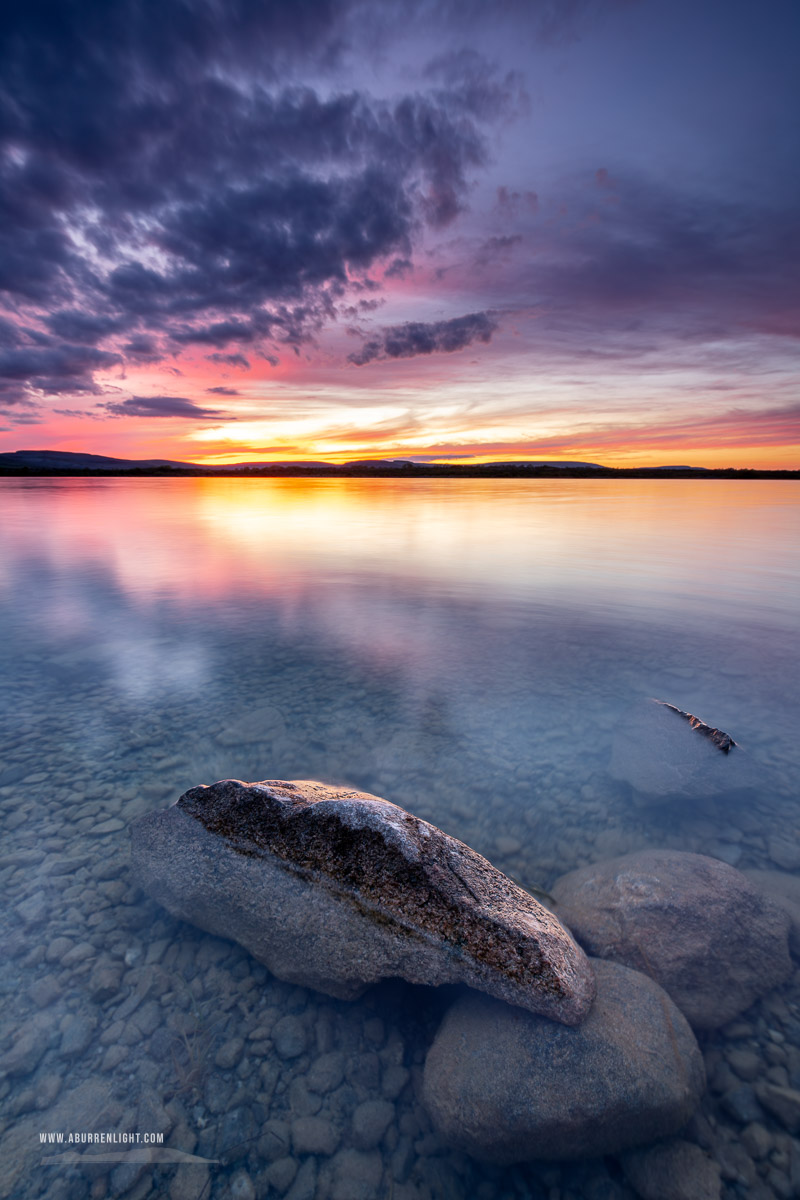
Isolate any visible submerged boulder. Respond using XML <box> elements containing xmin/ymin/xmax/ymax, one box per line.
<box><xmin>610</xmin><ymin>698</ymin><xmax>760</xmax><ymax>804</ymax></box>
<box><xmin>551</xmin><ymin>850</ymin><xmax>792</xmax><ymax>1029</ymax></box>
<box><xmin>130</xmin><ymin>779</ymin><xmax>595</xmax><ymax>1024</ymax></box>
<box><xmin>422</xmin><ymin>958</ymin><xmax>704</xmax><ymax>1164</ymax></box>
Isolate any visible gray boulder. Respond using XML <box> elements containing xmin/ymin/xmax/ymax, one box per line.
<box><xmin>551</xmin><ymin>850</ymin><xmax>792</xmax><ymax>1029</ymax></box>
<box><xmin>610</xmin><ymin>698</ymin><xmax>760</xmax><ymax>804</ymax></box>
<box><xmin>130</xmin><ymin>779</ymin><xmax>595</xmax><ymax>1024</ymax></box>
<box><xmin>422</xmin><ymin>958</ymin><xmax>704</xmax><ymax>1164</ymax></box>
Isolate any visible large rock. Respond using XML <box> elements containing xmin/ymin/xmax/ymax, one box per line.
<box><xmin>551</xmin><ymin>850</ymin><xmax>792</xmax><ymax>1029</ymax></box>
<box><xmin>130</xmin><ymin>779</ymin><xmax>595</xmax><ymax>1024</ymax></box>
<box><xmin>422</xmin><ymin>959</ymin><xmax>704</xmax><ymax>1164</ymax></box>
<box><xmin>610</xmin><ymin>698</ymin><xmax>761</xmax><ymax>804</ymax></box>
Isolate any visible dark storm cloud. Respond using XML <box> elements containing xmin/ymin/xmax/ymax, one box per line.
<box><xmin>0</xmin><ymin>343</ymin><xmax>121</xmax><ymax>397</ymax></box>
<box><xmin>349</xmin><ymin>311</ymin><xmax>498</xmax><ymax>364</ymax></box>
<box><xmin>45</xmin><ymin>310</ymin><xmax>124</xmax><ymax>344</ymax></box>
<box><xmin>102</xmin><ymin>395</ymin><xmax>229</xmax><ymax>420</ymax></box>
<box><xmin>0</xmin><ymin>0</ymin><xmax>507</xmax><ymax>404</ymax></box>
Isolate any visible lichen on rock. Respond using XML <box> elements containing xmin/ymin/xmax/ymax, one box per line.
<box><xmin>130</xmin><ymin>778</ymin><xmax>595</xmax><ymax>1024</ymax></box>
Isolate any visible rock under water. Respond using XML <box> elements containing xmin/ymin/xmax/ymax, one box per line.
<box><xmin>422</xmin><ymin>958</ymin><xmax>705</xmax><ymax>1164</ymax></box>
<box><xmin>551</xmin><ymin>849</ymin><xmax>792</xmax><ymax>1030</ymax></box>
<box><xmin>129</xmin><ymin>778</ymin><xmax>595</xmax><ymax>1025</ymax></box>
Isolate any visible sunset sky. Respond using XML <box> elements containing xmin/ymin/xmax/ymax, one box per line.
<box><xmin>1</xmin><ymin>0</ymin><xmax>798</xmax><ymax>468</ymax></box>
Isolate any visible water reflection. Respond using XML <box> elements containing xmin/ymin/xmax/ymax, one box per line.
<box><xmin>1</xmin><ymin>477</ymin><xmax>799</xmax><ymax>1199</ymax></box>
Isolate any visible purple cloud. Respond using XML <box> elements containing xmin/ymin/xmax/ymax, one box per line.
<box><xmin>102</xmin><ymin>395</ymin><xmax>230</xmax><ymax>419</ymax></box>
<box><xmin>349</xmin><ymin>311</ymin><xmax>498</xmax><ymax>364</ymax></box>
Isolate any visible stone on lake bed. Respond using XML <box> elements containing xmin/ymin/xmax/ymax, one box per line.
<box><xmin>130</xmin><ymin>778</ymin><xmax>595</xmax><ymax>1024</ymax></box>
<box><xmin>422</xmin><ymin>959</ymin><xmax>705</xmax><ymax>1164</ymax></box>
<box><xmin>610</xmin><ymin>698</ymin><xmax>761</xmax><ymax>804</ymax></box>
<box><xmin>551</xmin><ymin>850</ymin><xmax>792</xmax><ymax>1030</ymax></box>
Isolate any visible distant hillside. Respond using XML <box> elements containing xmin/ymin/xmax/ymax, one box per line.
<box><xmin>0</xmin><ymin>449</ymin><xmax>202</xmax><ymax>471</ymax></box>
<box><xmin>0</xmin><ymin>449</ymin><xmax>607</xmax><ymax>473</ymax></box>
<box><xmin>0</xmin><ymin>449</ymin><xmax>794</xmax><ymax>479</ymax></box>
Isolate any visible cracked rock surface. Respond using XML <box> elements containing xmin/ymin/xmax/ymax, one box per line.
<box><xmin>130</xmin><ymin>778</ymin><xmax>595</xmax><ymax>1025</ymax></box>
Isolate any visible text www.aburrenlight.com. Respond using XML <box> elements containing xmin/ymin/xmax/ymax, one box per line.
<box><xmin>40</xmin><ymin>1132</ymin><xmax>165</xmax><ymax>1145</ymax></box>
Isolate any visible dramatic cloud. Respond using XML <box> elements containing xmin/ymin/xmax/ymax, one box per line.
<box><xmin>102</xmin><ymin>395</ymin><xmax>230</xmax><ymax>419</ymax></box>
<box><xmin>0</xmin><ymin>344</ymin><xmax>121</xmax><ymax>397</ymax></box>
<box><xmin>349</xmin><ymin>311</ymin><xmax>498</xmax><ymax>364</ymax></box>
<box><xmin>0</xmin><ymin>0</ymin><xmax>514</xmax><ymax>403</ymax></box>
<box><xmin>0</xmin><ymin>0</ymin><xmax>796</xmax><ymax>464</ymax></box>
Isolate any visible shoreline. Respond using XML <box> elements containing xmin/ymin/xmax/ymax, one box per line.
<box><xmin>1</xmin><ymin>465</ymin><xmax>798</xmax><ymax>480</ymax></box>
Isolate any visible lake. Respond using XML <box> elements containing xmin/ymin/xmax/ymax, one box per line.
<box><xmin>2</xmin><ymin>476</ymin><xmax>799</xmax><ymax>1200</ymax></box>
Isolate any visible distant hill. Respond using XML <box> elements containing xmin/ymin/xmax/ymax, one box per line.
<box><xmin>0</xmin><ymin>449</ymin><xmax>203</xmax><ymax>471</ymax></box>
<box><xmin>1</xmin><ymin>450</ymin><xmax>793</xmax><ymax>479</ymax></box>
<box><xmin>0</xmin><ymin>450</ymin><xmax>606</xmax><ymax>472</ymax></box>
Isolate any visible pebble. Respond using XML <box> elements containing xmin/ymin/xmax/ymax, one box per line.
<box><xmin>272</xmin><ymin>1015</ymin><xmax>308</xmax><ymax>1059</ymax></box>
<box><xmin>720</xmin><ymin>1085</ymin><xmax>764</xmax><ymax>1125</ymax></box>
<box><xmin>35</xmin><ymin>1073</ymin><xmax>63</xmax><ymax>1109</ymax></box>
<box><xmin>287</xmin><ymin>1077</ymin><xmax>321</xmax><ymax>1116</ymax></box>
<box><xmin>89</xmin><ymin>959</ymin><xmax>124</xmax><ymax>1001</ymax></box>
<box><xmin>768</xmin><ymin>838</ymin><xmax>800</xmax><ymax>871</ymax></box>
<box><xmin>382</xmin><ymin>1064</ymin><xmax>410</xmax><ymax>1100</ymax></box>
<box><xmin>756</xmin><ymin>1084</ymin><xmax>800</xmax><ymax>1133</ymax></box>
<box><xmin>257</xmin><ymin>1120</ymin><xmax>291</xmax><ymax>1161</ymax></box>
<box><xmin>101</xmin><ymin>1044</ymin><xmax>128</xmax><ymax>1072</ymax></box>
<box><xmin>90</xmin><ymin>818</ymin><xmax>125</xmax><ymax>835</ymax></box>
<box><xmin>1</xmin><ymin>1017</ymin><xmax>49</xmax><ymax>1075</ymax></box>
<box><xmin>329</xmin><ymin>1148</ymin><xmax>384</xmax><ymax>1200</ymax></box>
<box><xmin>59</xmin><ymin>1012</ymin><xmax>97</xmax><ymax>1058</ymax></box>
<box><xmin>726</xmin><ymin>1048</ymin><xmax>762</xmax><ymax>1081</ymax></box>
<box><xmin>307</xmin><ymin>1051</ymin><xmax>345</xmax><ymax>1094</ymax></box>
<box><xmin>741</xmin><ymin>1122</ymin><xmax>773</xmax><ymax>1159</ymax></box>
<box><xmin>16</xmin><ymin>893</ymin><xmax>49</xmax><ymax>925</ymax></box>
<box><xmin>622</xmin><ymin>1139</ymin><xmax>722</xmax><ymax>1200</ymax></box>
<box><xmin>229</xmin><ymin>1170</ymin><xmax>256</xmax><ymax>1200</ymax></box>
<box><xmin>45</xmin><ymin>936</ymin><xmax>74</xmax><ymax>963</ymax></box>
<box><xmin>215</xmin><ymin>1037</ymin><xmax>245</xmax><ymax>1070</ymax></box>
<box><xmin>265</xmin><ymin>1157</ymin><xmax>297</xmax><ymax>1192</ymax></box>
<box><xmin>351</xmin><ymin>1099</ymin><xmax>395</xmax><ymax>1150</ymax></box>
<box><xmin>285</xmin><ymin>1157</ymin><xmax>317</xmax><ymax>1200</ymax></box>
<box><xmin>169</xmin><ymin>1165</ymin><xmax>210</xmax><ymax>1200</ymax></box>
<box><xmin>29</xmin><ymin>974</ymin><xmax>64</xmax><ymax>1008</ymax></box>
<box><xmin>291</xmin><ymin>1115</ymin><xmax>341</xmax><ymax>1156</ymax></box>
<box><xmin>61</xmin><ymin>942</ymin><xmax>96</xmax><ymax>968</ymax></box>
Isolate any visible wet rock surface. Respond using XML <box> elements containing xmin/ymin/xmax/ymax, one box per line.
<box><xmin>551</xmin><ymin>850</ymin><xmax>793</xmax><ymax>1029</ymax></box>
<box><xmin>610</xmin><ymin>699</ymin><xmax>761</xmax><ymax>804</ymax></box>
<box><xmin>130</xmin><ymin>778</ymin><xmax>595</xmax><ymax>1024</ymax></box>
<box><xmin>422</xmin><ymin>959</ymin><xmax>705</xmax><ymax>1164</ymax></box>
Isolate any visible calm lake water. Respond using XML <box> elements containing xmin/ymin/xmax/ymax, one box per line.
<box><xmin>1</xmin><ymin>476</ymin><xmax>799</xmax><ymax>1200</ymax></box>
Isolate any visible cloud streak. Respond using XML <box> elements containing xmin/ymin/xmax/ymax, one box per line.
<box><xmin>349</xmin><ymin>311</ymin><xmax>498</xmax><ymax>364</ymax></box>
<box><xmin>102</xmin><ymin>395</ymin><xmax>231</xmax><ymax>420</ymax></box>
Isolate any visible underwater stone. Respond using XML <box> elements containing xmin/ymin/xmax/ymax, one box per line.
<box><xmin>551</xmin><ymin>850</ymin><xmax>792</xmax><ymax>1030</ymax></box>
<box><xmin>422</xmin><ymin>958</ymin><xmax>705</xmax><ymax>1164</ymax></box>
<box><xmin>129</xmin><ymin>778</ymin><xmax>595</xmax><ymax>1025</ymax></box>
<box><xmin>610</xmin><ymin>698</ymin><xmax>760</xmax><ymax>804</ymax></box>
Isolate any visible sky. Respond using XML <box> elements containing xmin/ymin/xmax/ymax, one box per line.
<box><xmin>0</xmin><ymin>0</ymin><xmax>798</xmax><ymax>468</ymax></box>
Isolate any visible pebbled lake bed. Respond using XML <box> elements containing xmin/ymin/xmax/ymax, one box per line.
<box><xmin>1</xmin><ymin>476</ymin><xmax>799</xmax><ymax>1200</ymax></box>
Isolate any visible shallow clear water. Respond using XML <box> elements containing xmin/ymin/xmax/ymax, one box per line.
<box><xmin>1</xmin><ymin>476</ymin><xmax>799</xmax><ymax>1200</ymax></box>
